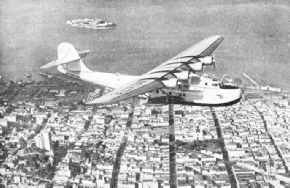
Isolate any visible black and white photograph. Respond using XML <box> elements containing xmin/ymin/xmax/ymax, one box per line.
<box><xmin>0</xmin><ymin>0</ymin><xmax>290</xmax><ymax>187</ymax></box>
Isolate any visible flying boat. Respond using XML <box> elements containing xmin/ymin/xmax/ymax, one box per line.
<box><xmin>40</xmin><ymin>35</ymin><xmax>242</xmax><ymax>106</ymax></box>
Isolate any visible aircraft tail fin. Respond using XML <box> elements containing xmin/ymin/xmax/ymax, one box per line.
<box><xmin>40</xmin><ymin>43</ymin><xmax>91</xmax><ymax>74</ymax></box>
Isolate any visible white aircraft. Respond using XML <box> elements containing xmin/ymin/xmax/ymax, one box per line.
<box><xmin>41</xmin><ymin>35</ymin><xmax>242</xmax><ymax>106</ymax></box>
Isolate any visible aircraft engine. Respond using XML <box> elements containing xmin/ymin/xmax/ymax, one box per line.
<box><xmin>198</xmin><ymin>56</ymin><xmax>214</xmax><ymax>65</ymax></box>
<box><xmin>174</xmin><ymin>71</ymin><xmax>189</xmax><ymax>80</ymax></box>
<box><xmin>161</xmin><ymin>78</ymin><xmax>178</xmax><ymax>88</ymax></box>
<box><xmin>188</xmin><ymin>62</ymin><xmax>203</xmax><ymax>72</ymax></box>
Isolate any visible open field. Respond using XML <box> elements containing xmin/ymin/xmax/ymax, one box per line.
<box><xmin>1</xmin><ymin>0</ymin><xmax>290</xmax><ymax>89</ymax></box>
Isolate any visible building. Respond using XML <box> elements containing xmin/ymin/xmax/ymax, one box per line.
<box><xmin>34</xmin><ymin>130</ymin><xmax>52</xmax><ymax>151</ymax></box>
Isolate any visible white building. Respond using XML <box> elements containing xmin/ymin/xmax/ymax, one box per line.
<box><xmin>34</xmin><ymin>130</ymin><xmax>52</xmax><ymax>151</ymax></box>
<box><xmin>4</xmin><ymin>115</ymin><xmax>16</xmax><ymax>122</ymax></box>
<box><xmin>0</xmin><ymin>119</ymin><xmax>8</xmax><ymax>127</ymax></box>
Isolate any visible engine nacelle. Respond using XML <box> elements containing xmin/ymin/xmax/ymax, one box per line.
<box><xmin>188</xmin><ymin>62</ymin><xmax>203</xmax><ymax>72</ymax></box>
<box><xmin>161</xmin><ymin>78</ymin><xmax>178</xmax><ymax>88</ymax></box>
<box><xmin>198</xmin><ymin>56</ymin><xmax>214</xmax><ymax>65</ymax></box>
<box><xmin>174</xmin><ymin>71</ymin><xmax>189</xmax><ymax>80</ymax></box>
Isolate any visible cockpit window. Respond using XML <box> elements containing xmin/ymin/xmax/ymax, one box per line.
<box><xmin>220</xmin><ymin>84</ymin><xmax>240</xmax><ymax>89</ymax></box>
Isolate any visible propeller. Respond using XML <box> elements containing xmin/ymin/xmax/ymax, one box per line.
<box><xmin>233</xmin><ymin>78</ymin><xmax>242</xmax><ymax>86</ymax></box>
<box><xmin>212</xmin><ymin>54</ymin><xmax>216</xmax><ymax>71</ymax></box>
<box><xmin>241</xmin><ymin>87</ymin><xmax>246</xmax><ymax>95</ymax></box>
<box><xmin>205</xmin><ymin>71</ymin><xmax>220</xmax><ymax>80</ymax></box>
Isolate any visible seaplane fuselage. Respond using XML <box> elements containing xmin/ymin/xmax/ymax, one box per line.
<box><xmin>147</xmin><ymin>74</ymin><xmax>242</xmax><ymax>106</ymax></box>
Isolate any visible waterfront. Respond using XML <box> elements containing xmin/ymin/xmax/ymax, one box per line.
<box><xmin>1</xmin><ymin>0</ymin><xmax>290</xmax><ymax>89</ymax></box>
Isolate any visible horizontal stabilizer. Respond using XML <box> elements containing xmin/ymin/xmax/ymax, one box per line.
<box><xmin>40</xmin><ymin>60</ymin><xmax>57</xmax><ymax>69</ymax></box>
<box><xmin>78</xmin><ymin>50</ymin><xmax>91</xmax><ymax>59</ymax></box>
<box><xmin>40</xmin><ymin>43</ymin><xmax>90</xmax><ymax>69</ymax></box>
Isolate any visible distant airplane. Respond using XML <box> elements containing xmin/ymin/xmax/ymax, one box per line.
<box><xmin>41</xmin><ymin>35</ymin><xmax>242</xmax><ymax>106</ymax></box>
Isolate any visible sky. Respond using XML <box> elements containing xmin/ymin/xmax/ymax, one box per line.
<box><xmin>1</xmin><ymin>0</ymin><xmax>290</xmax><ymax>89</ymax></box>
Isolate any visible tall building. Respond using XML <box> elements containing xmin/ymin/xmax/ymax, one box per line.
<box><xmin>34</xmin><ymin>130</ymin><xmax>52</xmax><ymax>151</ymax></box>
<box><xmin>42</xmin><ymin>131</ymin><xmax>52</xmax><ymax>151</ymax></box>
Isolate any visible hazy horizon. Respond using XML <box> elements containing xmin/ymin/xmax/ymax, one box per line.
<box><xmin>1</xmin><ymin>0</ymin><xmax>289</xmax><ymax>89</ymax></box>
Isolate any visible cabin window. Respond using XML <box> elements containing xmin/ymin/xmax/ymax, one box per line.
<box><xmin>179</xmin><ymin>94</ymin><xmax>182</xmax><ymax>97</ymax></box>
<box><xmin>212</xmin><ymin>83</ymin><xmax>218</xmax><ymax>87</ymax></box>
<box><xmin>156</xmin><ymin>90</ymin><xmax>159</xmax><ymax>94</ymax></box>
<box><xmin>169</xmin><ymin>92</ymin><xmax>172</xmax><ymax>95</ymax></box>
<box><xmin>183</xmin><ymin>94</ymin><xmax>186</xmax><ymax>97</ymax></box>
<box><xmin>205</xmin><ymin>83</ymin><xmax>208</xmax><ymax>86</ymax></box>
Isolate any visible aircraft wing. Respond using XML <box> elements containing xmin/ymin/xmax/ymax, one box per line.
<box><xmin>86</xmin><ymin>35</ymin><xmax>224</xmax><ymax>104</ymax></box>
